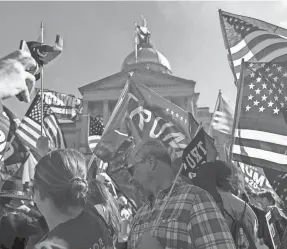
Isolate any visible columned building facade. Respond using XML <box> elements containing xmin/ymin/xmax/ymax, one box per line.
<box><xmin>60</xmin><ymin>19</ymin><xmax>213</xmax><ymax>156</ymax></box>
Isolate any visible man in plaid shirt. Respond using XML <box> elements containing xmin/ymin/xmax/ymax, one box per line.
<box><xmin>126</xmin><ymin>139</ymin><xmax>236</xmax><ymax>249</ymax></box>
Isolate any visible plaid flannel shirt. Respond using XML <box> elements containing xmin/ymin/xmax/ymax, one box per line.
<box><xmin>127</xmin><ymin>181</ymin><xmax>236</xmax><ymax>249</ymax></box>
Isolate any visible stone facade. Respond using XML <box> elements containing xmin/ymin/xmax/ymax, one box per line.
<box><xmin>60</xmin><ymin>68</ymin><xmax>203</xmax><ymax>155</ymax></box>
<box><xmin>59</xmin><ymin>19</ymin><xmax>215</xmax><ymax>156</ymax></box>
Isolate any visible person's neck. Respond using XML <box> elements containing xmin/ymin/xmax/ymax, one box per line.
<box><xmin>151</xmin><ymin>170</ymin><xmax>174</xmax><ymax>197</ymax></box>
<box><xmin>44</xmin><ymin>208</ymin><xmax>81</xmax><ymax>231</ymax></box>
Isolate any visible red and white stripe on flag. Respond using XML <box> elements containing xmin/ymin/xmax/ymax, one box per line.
<box><xmin>88</xmin><ymin>116</ymin><xmax>104</xmax><ymax>152</ymax></box>
<box><xmin>16</xmin><ymin>94</ymin><xmax>66</xmax><ymax>151</ymax></box>
<box><xmin>211</xmin><ymin>93</ymin><xmax>234</xmax><ymax>135</ymax></box>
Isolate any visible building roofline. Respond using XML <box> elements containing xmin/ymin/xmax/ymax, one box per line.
<box><xmin>78</xmin><ymin>68</ymin><xmax>196</xmax><ymax>96</ymax></box>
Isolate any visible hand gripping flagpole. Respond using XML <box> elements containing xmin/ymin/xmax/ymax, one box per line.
<box><xmin>151</xmin><ymin>124</ymin><xmax>202</xmax><ymax>234</ymax></box>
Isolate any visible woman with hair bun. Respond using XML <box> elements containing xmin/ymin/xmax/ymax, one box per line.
<box><xmin>32</xmin><ymin>149</ymin><xmax>113</xmax><ymax>249</ymax></box>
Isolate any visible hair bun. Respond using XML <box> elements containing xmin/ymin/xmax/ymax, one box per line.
<box><xmin>68</xmin><ymin>177</ymin><xmax>88</xmax><ymax>206</ymax></box>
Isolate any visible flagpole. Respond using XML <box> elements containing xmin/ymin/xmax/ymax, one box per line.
<box><xmin>87</xmin><ymin>73</ymin><xmax>133</xmax><ymax>177</ymax></box>
<box><xmin>151</xmin><ymin>124</ymin><xmax>203</xmax><ymax>234</ymax></box>
<box><xmin>40</xmin><ymin>22</ymin><xmax>44</xmax><ymax>136</ymax></box>
<box><xmin>218</xmin><ymin>9</ymin><xmax>238</xmax><ymax>85</ymax></box>
<box><xmin>227</xmin><ymin>59</ymin><xmax>245</xmax><ymax>163</ymax></box>
<box><xmin>134</xmin><ymin>21</ymin><xmax>138</xmax><ymax>63</ymax></box>
<box><xmin>208</xmin><ymin>89</ymin><xmax>221</xmax><ymax>136</ymax></box>
<box><xmin>87</xmin><ymin>154</ymin><xmax>96</xmax><ymax>171</ymax></box>
<box><xmin>86</xmin><ymin>114</ymin><xmax>97</xmax><ymax>171</ymax></box>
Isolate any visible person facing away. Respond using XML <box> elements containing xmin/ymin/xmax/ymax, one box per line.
<box><xmin>213</xmin><ymin>161</ymin><xmax>258</xmax><ymax>248</ymax></box>
<box><xmin>32</xmin><ymin>149</ymin><xmax>113</xmax><ymax>249</ymax></box>
<box><xmin>126</xmin><ymin>138</ymin><xmax>236</xmax><ymax>249</ymax></box>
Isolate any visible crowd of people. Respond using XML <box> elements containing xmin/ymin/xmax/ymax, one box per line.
<box><xmin>0</xmin><ymin>49</ymin><xmax>287</xmax><ymax>249</ymax></box>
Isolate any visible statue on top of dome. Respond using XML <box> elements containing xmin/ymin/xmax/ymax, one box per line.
<box><xmin>135</xmin><ymin>15</ymin><xmax>151</xmax><ymax>47</ymax></box>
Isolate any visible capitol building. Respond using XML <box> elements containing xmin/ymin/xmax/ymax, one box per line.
<box><xmin>59</xmin><ymin>19</ymin><xmax>214</xmax><ymax>158</ymax></box>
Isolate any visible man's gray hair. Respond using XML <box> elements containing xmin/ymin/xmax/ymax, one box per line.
<box><xmin>132</xmin><ymin>138</ymin><xmax>172</xmax><ymax>165</ymax></box>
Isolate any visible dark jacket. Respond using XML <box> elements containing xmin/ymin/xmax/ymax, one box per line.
<box><xmin>0</xmin><ymin>212</ymin><xmax>41</xmax><ymax>249</ymax></box>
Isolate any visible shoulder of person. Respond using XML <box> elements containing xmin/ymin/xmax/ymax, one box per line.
<box><xmin>221</xmin><ymin>192</ymin><xmax>246</xmax><ymax>208</ymax></box>
<box><xmin>33</xmin><ymin>239</ymin><xmax>67</xmax><ymax>249</ymax></box>
<box><xmin>181</xmin><ymin>183</ymin><xmax>216</xmax><ymax>202</ymax></box>
<box><xmin>244</xmin><ymin>202</ymin><xmax>257</xmax><ymax>216</ymax></box>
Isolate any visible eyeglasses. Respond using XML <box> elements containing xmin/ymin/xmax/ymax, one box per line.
<box><xmin>125</xmin><ymin>157</ymin><xmax>145</xmax><ymax>176</ymax></box>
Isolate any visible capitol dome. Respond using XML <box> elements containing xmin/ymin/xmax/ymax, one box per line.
<box><xmin>121</xmin><ymin>17</ymin><xmax>172</xmax><ymax>75</ymax></box>
<box><xmin>121</xmin><ymin>45</ymin><xmax>172</xmax><ymax>75</ymax></box>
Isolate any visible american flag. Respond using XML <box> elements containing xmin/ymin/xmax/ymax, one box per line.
<box><xmin>219</xmin><ymin>10</ymin><xmax>287</xmax><ymax>81</ymax></box>
<box><xmin>16</xmin><ymin>93</ymin><xmax>66</xmax><ymax>151</ymax></box>
<box><xmin>35</xmin><ymin>88</ymin><xmax>83</xmax><ymax>122</ymax></box>
<box><xmin>88</xmin><ymin>116</ymin><xmax>104</xmax><ymax>152</ymax></box>
<box><xmin>210</xmin><ymin>92</ymin><xmax>234</xmax><ymax>135</ymax></box>
<box><xmin>232</xmin><ymin>62</ymin><xmax>287</xmax><ymax>173</ymax></box>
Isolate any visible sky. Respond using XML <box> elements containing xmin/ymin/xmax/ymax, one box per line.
<box><xmin>1</xmin><ymin>1</ymin><xmax>287</xmax><ymax>117</ymax></box>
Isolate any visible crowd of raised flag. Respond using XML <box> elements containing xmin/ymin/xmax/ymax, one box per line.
<box><xmin>1</xmin><ymin>8</ymin><xmax>287</xmax><ymax>249</ymax></box>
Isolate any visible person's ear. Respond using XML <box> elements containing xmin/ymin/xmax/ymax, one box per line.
<box><xmin>145</xmin><ymin>154</ymin><xmax>157</xmax><ymax>170</ymax></box>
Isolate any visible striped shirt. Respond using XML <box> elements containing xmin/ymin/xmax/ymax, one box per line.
<box><xmin>127</xmin><ymin>181</ymin><xmax>236</xmax><ymax>249</ymax></box>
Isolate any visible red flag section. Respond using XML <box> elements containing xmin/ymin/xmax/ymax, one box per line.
<box><xmin>94</xmin><ymin>76</ymin><xmax>198</xmax><ymax>167</ymax></box>
<box><xmin>219</xmin><ymin>10</ymin><xmax>287</xmax><ymax>81</ymax></box>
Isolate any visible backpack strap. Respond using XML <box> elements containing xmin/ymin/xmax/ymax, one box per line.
<box><xmin>240</xmin><ymin>202</ymin><xmax>247</xmax><ymax>222</ymax></box>
<box><xmin>239</xmin><ymin>202</ymin><xmax>258</xmax><ymax>249</ymax></box>
<box><xmin>224</xmin><ymin>208</ymin><xmax>235</xmax><ymax>222</ymax></box>
<box><xmin>224</xmin><ymin>202</ymin><xmax>257</xmax><ymax>249</ymax></box>
<box><xmin>223</xmin><ymin>202</ymin><xmax>247</xmax><ymax>224</ymax></box>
